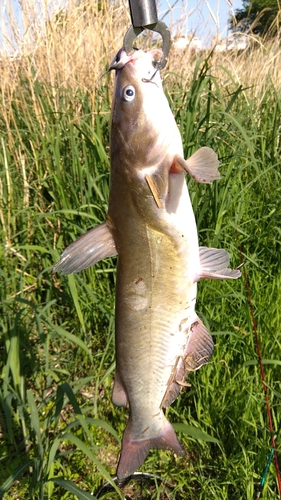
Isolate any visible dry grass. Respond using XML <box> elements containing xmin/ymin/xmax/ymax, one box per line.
<box><xmin>1</xmin><ymin>2</ymin><xmax>281</xmax><ymax>499</ymax></box>
<box><xmin>0</xmin><ymin>0</ymin><xmax>280</xmax><ymax>100</ymax></box>
<box><xmin>1</xmin><ymin>0</ymin><xmax>126</xmax><ymax>93</ymax></box>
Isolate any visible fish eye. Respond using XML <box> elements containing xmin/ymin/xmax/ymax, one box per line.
<box><xmin>121</xmin><ymin>85</ymin><xmax>135</xmax><ymax>102</ymax></box>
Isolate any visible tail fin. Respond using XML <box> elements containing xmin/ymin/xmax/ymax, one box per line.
<box><xmin>116</xmin><ymin>414</ymin><xmax>184</xmax><ymax>480</ymax></box>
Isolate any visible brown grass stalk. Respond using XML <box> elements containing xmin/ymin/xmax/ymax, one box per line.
<box><xmin>0</xmin><ymin>0</ymin><xmax>280</xmax><ymax>130</ymax></box>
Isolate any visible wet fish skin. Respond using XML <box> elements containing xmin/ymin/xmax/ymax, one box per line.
<box><xmin>108</xmin><ymin>50</ymin><xmax>221</xmax><ymax>479</ymax></box>
<box><xmin>53</xmin><ymin>48</ymin><xmax>241</xmax><ymax>480</ymax></box>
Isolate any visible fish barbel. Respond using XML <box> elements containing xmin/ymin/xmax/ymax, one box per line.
<box><xmin>53</xmin><ymin>48</ymin><xmax>241</xmax><ymax>480</ymax></box>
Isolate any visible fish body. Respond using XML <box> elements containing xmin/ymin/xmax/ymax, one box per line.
<box><xmin>53</xmin><ymin>48</ymin><xmax>241</xmax><ymax>480</ymax></box>
<box><xmin>108</xmin><ymin>49</ymin><xmax>202</xmax><ymax>476</ymax></box>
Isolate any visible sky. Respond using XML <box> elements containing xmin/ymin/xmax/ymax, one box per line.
<box><xmin>159</xmin><ymin>0</ymin><xmax>243</xmax><ymax>41</ymax></box>
<box><xmin>0</xmin><ymin>0</ymin><xmax>244</xmax><ymax>51</ymax></box>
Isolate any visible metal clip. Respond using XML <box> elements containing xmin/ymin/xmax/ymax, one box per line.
<box><xmin>128</xmin><ymin>0</ymin><xmax>158</xmax><ymax>27</ymax></box>
<box><xmin>123</xmin><ymin>20</ymin><xmax>171</xmax><ymax>69</ymax></box>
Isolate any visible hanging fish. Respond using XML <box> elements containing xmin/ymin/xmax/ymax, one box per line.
<box><xmin>53</xmin><ymin>48</ymin><xmax>241</xmax><ymax>480</ymax></box>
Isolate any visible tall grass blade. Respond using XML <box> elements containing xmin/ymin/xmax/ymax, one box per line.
<box><xmin>54</xmin><ymin>433</ymin><xmax>122</xmax><ymax>497</ymax></box>
<box><xmin>0</xmin><ymin>460</ymin><xmax>34</xmax><ymax>496</ymax></box>
<box><xmin>27</xmin><ymin>389</ymin><xmax>44</xmax><ymax>459</ymax></box>
<box><xmin>46</xmin><ymin>478</ymin><xmax>98</xmax><ymax>500</ymax></box>
<box><xmin>173</xmin><ymin>423</ymin><xmax>220</xmax><ymax>443</ymax></box>
<box><xmin>1</xmin><ymin>0</ymin><xmax>281</xmax><ymax>497</ymax></box>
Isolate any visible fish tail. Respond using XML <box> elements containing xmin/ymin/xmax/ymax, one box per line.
<box><xmin>116</xmin><ymin>414</ymin><xmax>184</xmax><ymax>480</ymax></box>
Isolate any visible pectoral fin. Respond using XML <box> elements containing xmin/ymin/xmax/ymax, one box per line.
<box><xmin>173</xmin><ymin>147</ymin><xmax>220</xmax><ymax>183</ymax></box>
<box><xmin>53</xmin><ymin>222</ymin><xmax>117</xmax><ymax>275</ymax></box>
<box><xmin>196</xmin><ymin>247</ymin><xmax>241</xmax><ymax>281</ymax></box>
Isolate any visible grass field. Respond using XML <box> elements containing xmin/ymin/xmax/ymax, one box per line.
<box><xmin>0</xmin><ymin>1</ymin><xmax>281</xmax><ymax>499</ymax></box>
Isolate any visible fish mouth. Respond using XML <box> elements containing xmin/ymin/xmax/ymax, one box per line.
<box><xmin>109</xmin><ymin>48</ymin><xmax>163</xmax><ymax>72</ymax></box>
<box><xmin>109</xmin><ymin>48</ymin><xmax>162</xmax><ymax>86</ymax></box>
<box><xmin>109</xmin><ymin>48</ymin><xmax>134</xmax><ymax>71</ymax></box>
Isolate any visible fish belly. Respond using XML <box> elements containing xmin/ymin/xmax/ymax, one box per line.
<box><xmin>114</xmin><ymin>233</ymin><xmax>197</xmax><ymax>413</ymax></box>
<box><xmin>109</xmin><ymin>182</ymin><xmax>198</xmax><ymax>478</ymax></box>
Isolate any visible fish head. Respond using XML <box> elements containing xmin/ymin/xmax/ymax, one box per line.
<box><xmin>109</xmin><ymin>47</ymin><xmax>163</xmax><ymax>102</ymax></box>
<box><xmin>109</xmin><ymin>48</ymin><xmax>178</xmax><ymax>168</ymax></box>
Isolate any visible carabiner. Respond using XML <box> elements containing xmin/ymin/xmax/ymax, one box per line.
<box><xmin>128</xmin><ymin>0</ymin><xmax>158</xmax><ymax>26</ymax></box>
<box><xmin>123</xmin><ymin>0</ymin><xmax>171</xmax><ymax>69</ymax></box>
<box><xmin>123</xmin><ymin>21</ymin><xmax>171</xmax><ymax>69</ymax></box>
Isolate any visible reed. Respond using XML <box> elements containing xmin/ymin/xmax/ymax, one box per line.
<box><xmin>0</xmin><ymin>1</ymin><xmax>280</xmax><ymax>498</ymax></box>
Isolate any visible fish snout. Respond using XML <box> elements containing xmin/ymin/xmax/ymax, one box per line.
<box><xmin>109</xmin><ymin>48</ymin><xmax>163</xmax><ymax>73</ymax></box>
<box><xmin>109</xmin><ymin>48</ymin><xmax>133</xmax><ymax>71</ymax></box>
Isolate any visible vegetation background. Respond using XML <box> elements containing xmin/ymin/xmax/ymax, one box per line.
<box><xmin>0</xmin><ymin>0</ymin><xmax>280</xmax><ymax>498</ymax></box>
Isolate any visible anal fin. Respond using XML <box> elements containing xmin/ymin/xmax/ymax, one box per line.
<box><xmin>162</xmin><ymin>317</ymin><xmax>214</xmax><ymax>408</ymax></box>
<box><xmin>52</xmin><ymin>222</ymin><xmax>117</xmax><ymax>275</ymax></box>
<box><xmin>184</xmin><ymin>316</ymin><xmax>214</xmax><ymax>371</ymax></box>
<box><xmin>161</xmin><ymin>356</ymin><xmax>184</xmax><ymax>408</ymax></box>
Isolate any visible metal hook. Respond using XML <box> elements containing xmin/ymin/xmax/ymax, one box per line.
<box><xmin>123</xmin><ymin>20</ymin><xmax>171</xmax><ymax>69</ymax></box>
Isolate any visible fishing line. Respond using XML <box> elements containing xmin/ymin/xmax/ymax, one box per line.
<box><xmin>142</xmin><ymin>66</ymin><xmax>160</xmax><ymax>85</ymax></box>
<box><xmin>94</xmin><ymin>472</ymin><xmax>175</xmax><ymax>498</ymax></box>
<box><xmin>239</xmin><ymin>246</ymin><xmax>281</xmax><ymax>498</ymax></box>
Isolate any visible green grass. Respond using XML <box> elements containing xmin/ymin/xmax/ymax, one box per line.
<box><xmin>0</xmin><ymin>54</ymin><xmax>280</xmax><ymax>499</ymax></box>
